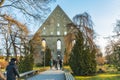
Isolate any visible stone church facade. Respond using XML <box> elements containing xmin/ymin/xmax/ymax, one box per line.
<box><xmin>32</xmin><ymin>5</ymin><xmax>72</xmax><ymax>64</ymax></box>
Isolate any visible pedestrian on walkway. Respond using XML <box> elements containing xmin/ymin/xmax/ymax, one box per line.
<box><xmin>59</xmin><ymin>59</ymin><xmax>62</xmax><ymax>70</ymax></box>
<box><xmin>57</xmin><ymin>55</ymin><xmax>61</xmax><ymax>70</ymax></box>
<box><xmin>53</xmin><ymin>59</ymin><xmax>55</xmax><ymax>67</ymax></box>
<box><xmin>49</xmin><ymin>59</ymin><xmax>53</xmax><ymax>69</ymax></box>
<box><xmin>6</xmin><ymin>58</ymin><xmax>20</xmax><ymax>80</ymax></box>
<box><xmin>55</xmin><ymin>60</ymin><xmax>58</xmax><ymax>70</ymax></box>
<box><xmin>52</xmin><ymin>59</ymin><xmax>57</xmax><ymax>70</ymax></box>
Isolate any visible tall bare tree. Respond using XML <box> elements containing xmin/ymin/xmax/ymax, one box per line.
<box><xmin>64</xmin><ymin>12</ymin><xmax>96</xmax><ymax>63</ymax></box>
<box><xmin>0</xmin><ymin>0</ymin><xmax>56</xmax><ymax>61</ymax></box>
<box><xmin>0</xmin><ymin>25</ymin><xmax>11</xmax><ymax>60</ymax></box>
<box><xmin>73</xmin><ymin>12</ymin><xmax>95</xmax><ymax>47</ymax></box>
<box><xmin>105</xmin><ymin>19</ymin><xmax>120</xmax><ymax>64</ymax></box>
<box><xmin>0</xmin><ymin>14</ymin><xmax>28</xmax><ymax>60</ymax></box>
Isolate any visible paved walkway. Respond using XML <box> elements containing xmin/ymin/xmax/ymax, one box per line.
<box><xmin>27</xmin><ymin>70</ymin><xmax>66</xmax><ymax>80</ymax></box>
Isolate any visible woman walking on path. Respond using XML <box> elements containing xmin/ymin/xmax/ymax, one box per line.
<box><xmin>6</xmin><ymin>58</ymin><xmax>20</xmax><ymax>80</ymax></box>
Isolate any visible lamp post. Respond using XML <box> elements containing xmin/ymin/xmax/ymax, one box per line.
<box><xmin>41</xmin><ymin>50</ymin><xmax>45</xmax><ymax>68</ymax></box>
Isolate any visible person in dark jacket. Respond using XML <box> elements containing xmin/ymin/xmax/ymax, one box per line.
<box><xmin>59</xmin><ymin>59</ymin><xmax>62</xmax><ymax>70</ymax></box>
<box><xmin>6</xmin><ymin>58</ymin><xmax>20</xmax><ymax>80</ymax></box>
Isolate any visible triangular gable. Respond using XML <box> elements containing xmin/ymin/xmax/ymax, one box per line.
<box><xmin>34</xmin><ymin>5</ymin><xmax>72</xmax><ymax>37</ymax></box>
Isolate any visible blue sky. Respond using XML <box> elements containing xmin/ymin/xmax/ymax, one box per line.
<box><xmin>54</xmin><ymin>0</ymin><xmax>120</xmax><ymax>36</ymax></box>
<box><xmin>51</xmin><ymin>0</ymin><xmax>120</xmax><ymax>54</ymax></box>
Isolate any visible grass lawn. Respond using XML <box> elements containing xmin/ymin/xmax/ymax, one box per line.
<box><xmin>63</xmin><ymin>65</ymin><xmax>120</xmax><ymax>80</ymax></box>
<box><xmin>75</xmin><ymin>73</ymin><xmax>120</xmax><ymax>80</ymax></box>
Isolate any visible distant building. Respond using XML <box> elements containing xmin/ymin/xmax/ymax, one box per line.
<box><xmin>31</xmin><ymin>5</ymin><xmax>73</xmax><ymax>64</ymax></box>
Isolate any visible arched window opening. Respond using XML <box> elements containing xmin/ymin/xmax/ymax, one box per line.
<box><xmin>57</xmin><ymin>23</ymin><xmax>60</xmax><ymax>27</ymax></box>
<box><xmin>72</xmin><ymin>40</ymin><xmax>76</xmax><ymax>47</ymax></box>
<box><xmin>42</xmin><ymin>39</ymin><xmax>46</xmax><ymax>51</ymax></box>
<box><xmin>57</xmin><ymin>31</ymin><xmax>60</xmax><ymax>35</ymax></box>
<box><xmin>64</xmin><ymin>31</ymin><xmax>67</xmax><ymax>35</ymax></box>
<box><xmin>42</xmin><ymin>27</ymin><xmax>46</xmax><ymax>35</ymax></box>
<box><xmin>57</xmin><ymin>40</ymin><xmax>61</xmax><ymax>50</ymax></box>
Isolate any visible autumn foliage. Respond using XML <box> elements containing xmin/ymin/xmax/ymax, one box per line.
<box><xmin>0</xmin><ymin>56</ymin><xmax>8</xmax><ymax>69</ymax></box>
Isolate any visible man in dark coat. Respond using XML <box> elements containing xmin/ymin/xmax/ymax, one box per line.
<box><xmin>59</xmin><ymin>59</ymin><xmax>62</xmax><ymax>70</ymax></box>
<box><xmin>6</xmin><ymin>58</ymin><xmax>20</xmax><ymax>80</ymax></box>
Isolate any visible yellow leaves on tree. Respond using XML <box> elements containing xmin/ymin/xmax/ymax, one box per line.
<box><xmin>2</xmin><ymin>14</ymin><xmax>29</xmax><ymax>35</ymax></box>
<box><xmin>30</xmin><ymin>31</ymin><xmax>42</xmax><ymax>51</ymax></box>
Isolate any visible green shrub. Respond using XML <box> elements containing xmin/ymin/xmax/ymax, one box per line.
<box><xmin>69</xmin><ymin>31</ymin><xmax>96</xmax><ymax>76</ymax></box>
<box><xmin>45</xmin><ymin>46</ymin><xmax>51</xmax><ymax>66</ymax></box>
<box><xmin>35</xmin><ymin>63</ymin><xmax>43</xmax><ymax>67</ymax></box>
<box><xmin>18</xmin><ymin>54</ymin><xmax>34</xmax><ymax>73</ymax></box>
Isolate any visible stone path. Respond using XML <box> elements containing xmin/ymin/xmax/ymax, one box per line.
<box><xmin>27</xmin><ymin>70</ymin><xmax>66</xmax><ymax>80</ymax></box>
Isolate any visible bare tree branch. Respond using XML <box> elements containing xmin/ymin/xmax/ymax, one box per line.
<box><xmin>0</xmin><ymin>0</ymin><xmax>55</xmax><ymax>21</ymax></box>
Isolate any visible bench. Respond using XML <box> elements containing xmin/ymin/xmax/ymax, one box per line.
<box><xmin>19</xmin><ymin>70</ymin><xmax>38</xmax><ymax>78</ymax></box>
<box><xmin>65</xmin><ymin>72</ymin><xmax>75</xmax><ymax>80</ymax></box>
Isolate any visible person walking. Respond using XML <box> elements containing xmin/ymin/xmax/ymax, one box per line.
<box><xmin>6</xmin><ymin>58</ymin><xmax>20</xmax><ymax>80</ymax></box>
<box><xmin>59</xmin><ymin>59</ymin><xmax>62</xmax><ymax>70</ymax></box>
<box><xmin>49</xmin><ymin>59</ymin><xmax>53</xmax><ymax>69</ymax></box>
<box><xmin>55</xmin><ymin>60</ymin><xmax>58</xmax><ymax>70</ymax></box>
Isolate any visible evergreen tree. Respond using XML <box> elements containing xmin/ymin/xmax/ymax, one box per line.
<box><xmin>45</xmin><ymin>46</ymin><xmax>51</xmax><ymax>66</ymax></box>
<box><xmin>69</xmin><ymin>31</ymin><xmax>96</xmax><ymax>76</ymax></box>
<box><xmin>18</xmin><ymin>42</ymin><xmax>34</xmax><ymax>73</ymax></box>
<box><xmin>18</xmin><ymin>53</ymin><xmax>34</xmax><ymax>73</ymax></box>
<box><xmin>112</xmin><ymin>46</ymin><xmax>120</xmax><ymax>71</ymax></box>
